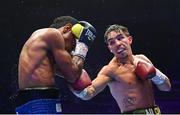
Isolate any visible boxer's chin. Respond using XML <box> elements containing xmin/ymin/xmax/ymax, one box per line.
<box><xmin>116</xmin><ymin>50</ymin><xmax>128</xmax><ymax>59</ymax></box>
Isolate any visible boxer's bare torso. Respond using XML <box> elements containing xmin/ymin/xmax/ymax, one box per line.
<box><xmin>106</xmin><ymin>56</ymin><xmax>155</xmax><ymax>112</ymax></box>
<box><xmin>18</xmin><ymin>29</ymin><xmax>58</xmax><ymax>89</ymax></box>
<box><xmin>89</xmin><ymin>55</ymin><xmax>155</xmax><ymax>113</ymax></box>
<box><xmin>18</xmin><ymin>27</ymin><xmax>78</xmax><ymax>89</ymax></box>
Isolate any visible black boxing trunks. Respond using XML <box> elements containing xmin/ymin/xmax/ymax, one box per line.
<box><xmin>123</xmin><ymin>105</ymin><xmax>161</xmax><ymax>114</ymax></box>
<box><xmin>14</xmin><ymin>87</ymin><xmax>62</xmax><ymax>114</ymax></box>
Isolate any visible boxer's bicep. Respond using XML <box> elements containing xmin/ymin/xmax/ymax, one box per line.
<box><xmin>78</xmin><ymin>74</ymin><xmax>110</xmax><ymax>100</ymax></box>
<box><xmin>91</xmin><ymin>66</ymin><xmax>112</xmax><ymax>93</ymax></box>
<box><xmin>88</xmin><ymin>74</ymin><xmax>111</xmax><ymax>97</ymax></box>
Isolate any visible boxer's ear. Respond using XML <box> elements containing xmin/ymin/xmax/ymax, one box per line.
<box><xmin>128</xmin><ymin>36</ymin><xmax>133</xmax><ymax>45</ymax></box>
<box><xmin>63</xmin><ymin>23</ymin><xmax>73</xmax><ymax>33</ymax></box>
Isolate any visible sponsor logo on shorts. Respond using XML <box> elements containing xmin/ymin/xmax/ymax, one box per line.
<box><xmin>56</xmin><ymin>103</ymin><xmax>62</xmax><ymax>113</ymax></box>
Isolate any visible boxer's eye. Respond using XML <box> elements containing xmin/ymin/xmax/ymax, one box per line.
<box><xmin>107</xmin><ymin>34</ymin><xmax>124</xmax><ymax>45</ymax></box>
<box><xmin>116</xmin><ymin>34</ymin><xmax>124</xmax><ymax>41</ymax></box>
<box><xmin>107</xmin><ymin>39</ymin><xmax>115</xmax><ymax>45</ymax></box>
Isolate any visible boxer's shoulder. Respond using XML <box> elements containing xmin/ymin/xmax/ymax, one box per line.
<box><xmin>34</xmin><ymin>28</ymin><xmax>64</xmax><ymax>45</ymax></box>
<box><xmin>134</xmin><ymin>54</ymin><xmax>152</xmax><ymax>64</ymax></box>
<box><xmin>44</xmin><ymin>28</ymin><xmax>61</xmax><ymax>39</ymax></box>
<box><xmin>134</xmin><ymin>54</ymin><xmax>146</xmax><ymax>59</ymax></box>
<box><xmin>98</xmin><ymin>64</ymin><xmax>114</xmax><ymax>77</ymax></box>
<box><xmin>31</xmin><ymin>28</ymin><xmax>61</xmax><ymax>39</ymax></box>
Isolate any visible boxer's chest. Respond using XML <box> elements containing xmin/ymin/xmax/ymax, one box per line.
<box><xmin>111</xmin><ymin>63</ymin><xmax>139</xmax><ymax>85</ymax></box>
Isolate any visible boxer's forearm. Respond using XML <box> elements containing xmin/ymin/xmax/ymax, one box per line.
<box><xmin>72</xmin><ymin>85</ymin><xmax>96</xmax><ymax>100</ymax></box>
<box><xmin>72</xmin><ymin>56</ymin><xmax>84</xmax><ymax>71</ymax></box>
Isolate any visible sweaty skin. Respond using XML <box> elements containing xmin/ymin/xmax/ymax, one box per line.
<box><xmin>106</xmin><ymin>56</ymin><xmax>154</xmax><ymax>112</ymax></box>
<box><xmin>18</xmin><ymin>27</ymin><xmax>82</xmax><ymax>89</ymax></box>
<box><xmin>86</xmin><ymin>55</ymin><xmax>154</xmax><ymax>112</ymax></box>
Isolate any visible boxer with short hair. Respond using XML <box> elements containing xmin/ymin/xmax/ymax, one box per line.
<box><xmin>71</xmin><ymin>24</ymin><xmax>171</xmax><ymax>114</ymax></box>
<box><xmin>14</xmin><ymin>16</ymin><xmax>96</xmax><ymax>114</ymax></box>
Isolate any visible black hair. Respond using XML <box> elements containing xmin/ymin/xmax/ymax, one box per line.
<box><xmin>104</xmin><ymin>24</ymin><xmax>130</xmax><ymax>43</ymax></box>
<box><xmin>49</xmin><ymin>16</ymin><xmax>78</xmax><ymax>28</ymax></box>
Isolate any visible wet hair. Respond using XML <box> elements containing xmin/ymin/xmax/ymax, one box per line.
<box><xmin>104</xmin><ymin>24</ymin><xmax>130</xmax><ymax>43</ymax></box>
<box><xmin>49</xmin><ymin>16</ymin><xmax>78</xmax><ymax>29</ymax></box>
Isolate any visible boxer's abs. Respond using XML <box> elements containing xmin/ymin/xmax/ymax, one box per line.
<box><xmin>18</xmin><ymin>57</ymin><xmax>56</xmax><ymax>89</ymax></box>
<box><xmin>109</xmin><ymin>82</ymin><xmax>155</xmax><ymax>113</ymax></box>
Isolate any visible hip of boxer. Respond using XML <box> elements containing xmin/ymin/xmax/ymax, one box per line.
<box><xmin>13</xmin><ymin>87</ymin><xmax>62</xmax><ymax>114</ymax></box>
<box><xmin>123</xmin><ymin>105</ymin><xmax>161</xmax><ymax>114</ymax></box>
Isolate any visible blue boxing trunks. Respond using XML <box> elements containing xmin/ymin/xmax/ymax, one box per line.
<box><xmin>15</xmin><ymin>87</ymin><xmax>62</xmax><ymax>114</ymax></box>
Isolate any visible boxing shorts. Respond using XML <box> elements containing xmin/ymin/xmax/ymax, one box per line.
<box><xmin>14</xmin><ymin>87</ymin><xmax>62</xmax><ymax>114</ymax></box>
<box><xmin>123</xmin><ymin>105</ymin><xmax>161</xmax><ymax>114</ymax></box>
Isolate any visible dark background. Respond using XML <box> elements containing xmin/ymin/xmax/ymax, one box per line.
<box><xmin>0</xmin><ymin>0</ymin><xmax>180</xmax><ymax>113</ymax></box>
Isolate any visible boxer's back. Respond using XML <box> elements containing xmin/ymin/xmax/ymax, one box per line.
<box><xmin>18</xmin><ymin>29</ymin><xmax>56</xmax><ymax>89</ymax></box>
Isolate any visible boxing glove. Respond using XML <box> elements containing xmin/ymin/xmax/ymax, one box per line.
<box><xmin>135</xmin><ymin>61</ymin><xmax>166</xmax><ymax>85</ymax></box>
<box><xmin>72</xmin><ymin>21</ymin><xmax>96</xmax><ymax>60</ymax></box>
<box><xmin>135</xmin><ymin>61</ymin><xmax>156</xmax><ymax>80</ymax></box>
<box><xmin>71</xmin><ymin>69</ymin><xmax>92</xmax><ymax>91</ymax></box>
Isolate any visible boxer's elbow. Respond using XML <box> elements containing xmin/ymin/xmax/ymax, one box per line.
<box><xmin>66</xmin><ymin>71</ymin><xmax>81</xmax><ymax>83</ymax></box>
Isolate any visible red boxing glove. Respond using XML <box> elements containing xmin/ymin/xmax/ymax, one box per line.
<box><xmin>71</xmin><ymin>69</ymin><xmax>92</xmax><ymax>91</ymax></box>
<box><xmin>135</xmin><ymin>61</ymin><xmax>156</xmax><ymax>80</ymax></box>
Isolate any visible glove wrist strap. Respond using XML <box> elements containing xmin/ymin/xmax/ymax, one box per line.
<box><xmin>73</xmin><ymin>88</ymin><xmax>88</xmax><ymax>99</ymax></box>
<box><xmin>73</xmin><ymin>42</ymin><xmax>88</xmax><ymax>60</ymax></box>
<box><xmin>151</xmin><ymin>69</ymin><xmax>166</xmax><ymax>85</ymax></box>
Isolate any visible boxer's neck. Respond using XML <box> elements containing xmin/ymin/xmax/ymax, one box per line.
<box><xmin>116</xmin><ymin>55</ymin><xmax>134</xmax><ymax>65</ymax></box>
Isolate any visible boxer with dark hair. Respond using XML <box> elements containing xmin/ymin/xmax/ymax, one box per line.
<box><xmin>71</xmin><ymin>24</ymin><xmax>171</xmax><ymax>114</ymax></box>
<box><xmin>15</xmin><ymin>16</ymin><xmax>96</xmax><ymax>114</ymax></box>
